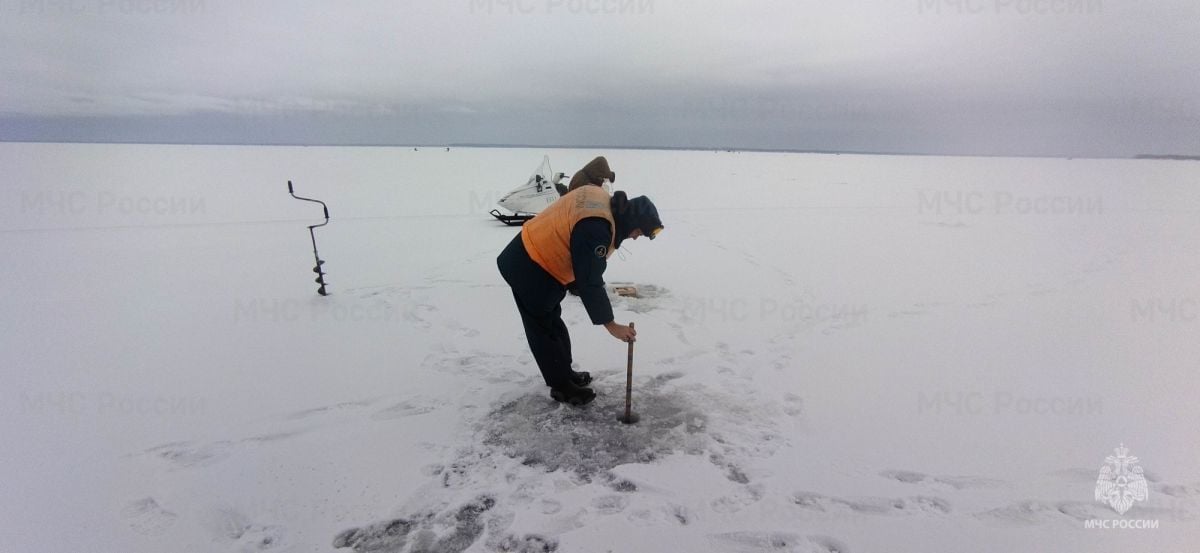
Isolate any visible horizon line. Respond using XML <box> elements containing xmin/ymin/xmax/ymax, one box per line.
<box><xmin>2</xmin><ymin>139</ymin><xmax>1197</xmax><ymax>162</ymax></box>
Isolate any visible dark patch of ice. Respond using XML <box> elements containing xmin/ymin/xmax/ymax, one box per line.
<box><xmin>481</xmin><ymin>383</ymin><xmax>710</xmax><ymax>479</ymax></box>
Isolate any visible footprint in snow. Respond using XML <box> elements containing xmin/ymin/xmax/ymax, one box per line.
<box><xmin>791</xmin><ymin>491</ymin><xmax>951</xmax><ymax>516</ymax></box>
<box><xmin>879</xmin><ymin>469</ymin><xmax>1005</xmax><ymax>490</ymax></box>
<box><xmin>491</xmin><ymin>533</ymin><xmax>559</xmax><ymax>552</ymax></box>
<box><xmin>445</xmin><ymin>320</ymin><xmax>480</xmax><ymax>338</ymax></box>
<box><xmin>648</xmin><ymin>370</ymin><xmax>686</xmax><ymax>386</ymax></box>
<box><xmin>333</xmin><ymin>517</ymin><xmax>416</xmax><ymax>552</ymax></box>
<box><xmin>607</xmin><ymin>477</ymin><xmax>638</xmax><ymax>492</ymax></box>
<box><xmin>973</xmin><ymin>500</ymin><xmax>1112</xmax><ymax>526</ymax></box>
<box><xmin>436</xmin><ymin>458</ymin><xmax>480</xmax><ymax>489</ymax></box>
<box><xmin>286</xmin><ymin>400</ymin><xmax>373</xmax><ymax>421</ymax></box>
<box><xmin>656</xmin><ymin>348</ymin><xmax>706</xmax><ymax>367</ymax></box>
<box><xmin>121</xmin><ymin>497</ymin><xmax>178</xmax><ymax>536</ymax></box>
<box><xmin>1046</xmin><ymin>467</ymin><xmax>1099</xmax><ymax>482</ymax></box>
<box><xmin>590</xmin><ymin>494</ymin><xmax>630</xmax><ymax>515</ymax></box>
<box><xmin>372</xmin><ymin>398</ymin><xmax>438</xmax><ymax>420</ymax></box>
<box><xmin>709</xmin><ymin>452</ymin><xmax>751</xmax><ymax>484</ymax></box>
<box><xmin>782</xmin><ymin>394</ymin><xmax>804</xmax><ymax>417</ymax></box>
<box><xmin>671</xmin><ymin>504</ymin><xmax>692</xmax><ymax>525</ymax></box>
<box><xmin>1045</xmin><ymin>465</ymin><xmax>1200</xmax><ymax>502</ymax></box>
<box><xmin>205</xmin><ymin>508</ymin><xmax>283</xmax><ymax>551</ymax></box>
<box><xmin>711</xmin><ymin>482</ymin><xmax>766</xmax><ymax>514</ymax></box>
<box><xmin>887</xmin><ymin>308</ymin><xmax>928</xmax><ymax>319</ymax></box>
<box><xmin>708</xmin><ymin>531</ymin><xmax>850</xmax><ymax>553</ymax></box>
<box><xmin>243</xmin><ymin>430</ymin><xmax>307</xmax><ymax>444</ymax></box>
<box><xmin>625</xmin><ymin>503</ymin><xmax>692</xmax><ymax>527</ymax></box>
<box><xmin>334</xmin><ymin>495</ymin><xmax>495</xmax><ymax>553</ymax></box>
<box><xmin>144</xmin><ymin>441</ymin><xmax>233</xmax><ymax>469</ymax></box>
<box><xmin>143</xmin><ymin>428</ymin><xmax>321</xmax><ymax>470</ymax></box>
<box><xmin>1155</xmin><ymin>481</ymin><xmax>1200</xmax><ymax>498</ymax></box>
<box><xmin>402</xmin><ymin>304</ymin><xmax>436</xmax><ymax>329</ymax></box>
<box><xmin>539</xmin><ymin>499</ymin><xmax>562</xmax><ymax>515</ymax></box>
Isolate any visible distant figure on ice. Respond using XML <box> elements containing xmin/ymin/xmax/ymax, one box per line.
<box><xmin>497</xmin><ymin>186</ymin><xmax>663</xmax><ymax>405</ymax></box>
<box><xmin>564</xmin><ymin>156</ymin><xmax>616</xmax><ymax>195</ymax></box>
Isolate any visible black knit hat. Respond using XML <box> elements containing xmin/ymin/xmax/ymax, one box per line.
<box><xmin>628</xmin><ymin>196</ymin><xmax>662</xmax><ymax>238</ymax></box>
<box><xmin>611</xmin><ymin>192</ymin><xmax>663</xmax><ymax>245</ymax></box>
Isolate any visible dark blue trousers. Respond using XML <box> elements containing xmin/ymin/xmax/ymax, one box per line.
<box><xmin>497</xmin><ymin>233</ymin><xmax>573</xmax><ymax>388</ymax></box>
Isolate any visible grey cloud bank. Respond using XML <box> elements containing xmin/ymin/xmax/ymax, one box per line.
<box><xmin>1</xmin><ymin>0</ymin><xmax>1197</xmax><ymax>157</ymax></box>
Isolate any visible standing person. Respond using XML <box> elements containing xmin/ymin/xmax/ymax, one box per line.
<box><xmin>497</xmin><ymin>186</ymin><xmax>663</xmax><ymax>405</ymax></box>
<box><xmin>566</xmin><ymin>156</ymin><xmax>616</xmax><ymax>194</ymax></box>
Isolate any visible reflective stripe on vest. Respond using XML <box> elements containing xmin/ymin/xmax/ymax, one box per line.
<box><xmin>521</xmin><ymin>185</ymin><xmax>616</xmax><ymax>285</ymax></box>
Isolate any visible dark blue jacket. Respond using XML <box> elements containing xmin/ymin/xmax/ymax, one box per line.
<box><xmin>569</xmin><ymin>217</ymin><xmax>615</xmax><ymax>325</ymax></box>
<box><xmin>497</xmin><ymin>217</ymin><xmax>615</xmax><ymax>325</ymax></box>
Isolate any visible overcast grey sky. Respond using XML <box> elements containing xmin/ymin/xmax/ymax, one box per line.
<box><xmin>1</xmin><ymin>0</ymin><xmax>1197</xmax><ymax>156</ymax></box>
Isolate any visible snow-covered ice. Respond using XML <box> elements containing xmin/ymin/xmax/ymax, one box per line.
<box><xmin>2</xmin><ymin>142</ymin><xmax>1198</xmax><ymax>552</ymax></box>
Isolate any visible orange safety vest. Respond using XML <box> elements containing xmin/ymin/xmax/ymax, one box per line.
<box><xmin>521</xmin><ymin>185</ymin><xmax>616</xmax><ymax>285</ymax></box>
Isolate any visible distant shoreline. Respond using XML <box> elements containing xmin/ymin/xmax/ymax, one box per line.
<box><xmin>0</xmin><ymin>139</ymin><xmax>1195</xmax><ymax>161</ymax></box>
<box><xmin>1133</xmin><ymin>154</ymin><xmax>1200</xmax><ymax>161</ymax></box>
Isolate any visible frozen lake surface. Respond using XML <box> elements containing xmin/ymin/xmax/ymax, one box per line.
<box><xmin>2</xmin><ymin>142</ymin><xmax>1198</xmax><ymax>552</ymax></box>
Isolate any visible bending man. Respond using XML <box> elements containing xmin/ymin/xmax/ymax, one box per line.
<box><xmin>497</xmin><ymin>186</ymin><xmax>663</xmax><ymax>405</ymax></box>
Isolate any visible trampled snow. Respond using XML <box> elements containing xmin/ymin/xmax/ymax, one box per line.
<box><xmin>1</xmin><ymin>142</ymin><xmax>1198</xmax><ymax>552</ymax></box>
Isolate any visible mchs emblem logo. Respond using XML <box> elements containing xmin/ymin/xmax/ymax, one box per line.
<box><xmin>1095</xmin><ymin>444</ymin><xmax>1149</xmax><ymax>515</ymax></box>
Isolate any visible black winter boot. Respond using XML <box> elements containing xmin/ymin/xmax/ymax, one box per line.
<box><xmin>570</xmin><ymin>371</ymin><xmax>592</xmax><ymax>386</ymax></box>
<box><xmin>550</xmin><ymin>381</ymin><xmax>596</xmax><ymax>406</ymax></box>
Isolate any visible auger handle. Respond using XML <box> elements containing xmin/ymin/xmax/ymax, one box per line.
<box><xmin>623</xmin><ymin>322</ymin><xmax>635</xmax><ymax>422</ymax></box>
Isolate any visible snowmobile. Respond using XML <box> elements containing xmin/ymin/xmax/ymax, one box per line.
<box><xmin>489</xmin><ymin>155</ymin><xmax>568</xmax><ymax>226</ymax></box>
